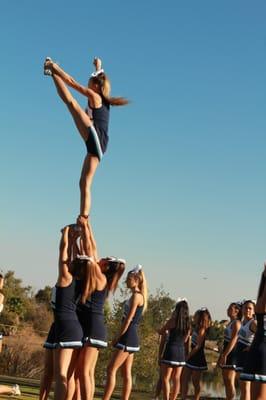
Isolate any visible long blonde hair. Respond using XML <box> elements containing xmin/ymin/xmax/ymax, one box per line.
<box><xmin>89</xmin><ymin>73</ymin><xmax>129</xmax><ymax>106</ymax></box>
<box><xmin>130</xmin><ymin>269</ymin><xmax>148</xmax><ymax>313</ymax></box>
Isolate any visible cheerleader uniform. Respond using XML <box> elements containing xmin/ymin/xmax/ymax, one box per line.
<box><xmin>220</xmin><ymin>320</ymin><xmax>239</xmax><ymax>370</ymax></box>
<box><xmin>186</xmin><ymin>331</ymin><xmax>208</xmax><ymax>371</ymax></box>
<box><xmin>160</xmin><ymin>328</ymin><xmax>186</xmax><ymax>367</ymax></box>
<box><xmin>240</xmin><ymin>313</ymin><xmax>266</xmax><ymax>382</ymax></box>
<box><xmin>235</xmin><ymin>319</ymin><xmax>255</xmax><ymax>372</ymax></box>
<box><xmin>115</xmin><ymin>299</ymin><xmax>144</xmax><ymax>353</ymax></box>
<box><xmin>86</xmin><ymin>97</ymin><xmax>110</xmax><ymax>161</ymax></box>
<box><xmin>78</xmin><ymin>287</ymin><xmax>108</xmax><ymax>348</ymax></box>
<box><xmin>53</xmin><ymin>279</ymin><xmax>83</xmax><ymax>348</ymax></box>
<box><xmin>43</xmin><ymin>287</ymin><xmax>56</xmax><ymax>349</ymax></box>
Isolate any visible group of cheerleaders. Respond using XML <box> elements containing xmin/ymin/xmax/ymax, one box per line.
<box><xmin>5</xmin><ymin>56</ymin><xmax>257</xmax><ymax>400</ymax></box>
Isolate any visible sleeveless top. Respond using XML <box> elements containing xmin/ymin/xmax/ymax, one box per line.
<box><xmin>123</xmin><ymin>298</ymin><xmax>144</xmax><ymax>326</ymax></box>
<box><xmin>83</xmin><ymin>287</ymin><xmax>107</xmax><ymax>315</ymax></box>
<box><xmin>88</xmin><ymin>97</ymin><xmax>110</xmax><ymax>136</ymax></box>
<box><xmin>224</xmin><ymin>320</ymin><xmax>236</xmax><ymax>342</ymax></box>
<box><xmin>166</xmin><ymin>327</ymin><xmax>185</xmax><ymax>346</ymax></box>
<box><xmin>54</xmin><ymin>279</ymin><xmax>81</xmax><ymax>320</ymax></box>
<box><xmin>191</xmin><ymin>330</ymin><xmax>205</xmax><ymax>349</ymax></box>
<box><xmin>238</xmin><ymin>319</ymin><xmax>255</xmax><ymax>346</ymax></box>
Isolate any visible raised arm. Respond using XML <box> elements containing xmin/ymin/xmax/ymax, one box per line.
<box><xmin>58</xmin><ymin>226</ymin><xmax>72</xmax><ymax>284</ymax></box>
<box><xmin>77</xmin><ymin>216</ymin><xmax>97</xmax><ymax>258</ymax></box>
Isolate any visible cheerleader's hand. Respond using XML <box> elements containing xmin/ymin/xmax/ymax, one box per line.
<box><xmin>111</xmin><ymin>337</ymin><xmax>119</xmax><ymax>347</ymax></box>
<box><xmin>93</xmin><ymin>57</ymin><xmax>102</xmax><ymax>71</ymax></box>
<box><xmin>219</xmin><ymin>354</ymin><xmax>227</xmax><ymax>366</ymax></box>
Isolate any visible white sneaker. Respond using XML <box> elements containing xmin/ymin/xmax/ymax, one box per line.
<box><xmin>12</xmin><ymin>384</ymin><xmax>21</xmax><ymax>396</ymax></box>
<box><xmin>44</xmin><ymin>56</ymin><xmax>53</xmax><ymax>76</ymax></box>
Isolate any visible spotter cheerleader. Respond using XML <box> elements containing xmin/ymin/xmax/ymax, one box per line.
<box><xmin>181</xmin><ymin>308</ymin><xmax>212</xmax><ymax>400</ymax></box>
<box><xmin>159</xmin><ymin>298</ymin><xmax>190</xmax><ymax>400</ymax></box>
<box><xmin>102</xmin><ymin>265</ymin><xmax>148</xmax><ymax>400</ymax></box>
<box><xmin>235</xmin><ymin>300</ymin><xmax>256</xmax><ymax>400</ymax></box>
<box><xmin>218</xmin><ymin>302</ymin><xmax>242</xmax><ymax>400</ymax></box>
<box><xmin>44</xmin><ymin>57</ymin><xmax>128</xmax><ymax>218</ymax></box>
<box><xmin>240</xmin><ymin>264</ymin><xmax>266</xmax><ymax>400</ymax></box>
<box><xmin>74</xmin><ymin>215</ymin><xmax>125</xmax><ymax>400</ymax></box>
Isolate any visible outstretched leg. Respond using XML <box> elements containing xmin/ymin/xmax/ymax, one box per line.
<box><xmin>49</xmin><ymin>74</ymin><xmax>99</xmax><ymax>216</ymax></box>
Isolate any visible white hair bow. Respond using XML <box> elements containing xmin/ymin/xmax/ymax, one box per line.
<box><xmin>129</xmin><ymin>264</ymin><xmax>142</xmax><ymax>274</ymax></box>
<box><xmin>176</xmin><ymin>297</ymin><xmax>188</xmax><ymax>304</ymax></box>
<box><xmin>91</xmin><ymin>69</ymin><xmax>104</xmax><ymax>77</ymax></box>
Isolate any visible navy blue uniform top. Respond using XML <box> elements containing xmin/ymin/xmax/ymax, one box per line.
<box><xmin>89</xmin><ymin>98</ymin><xmax>110</xmax><ymax>137</ymax></box>
<box><xmin>123</xmin><ymin>299</ymin><xmax>144</xmax><ymax>326</ymax></box>
<box><xmin>167</xmin><ymin>328</ymin><xmax>186</xmax><ymax>346</ymax></box>
<box><xmin>54</xmin><ymin>279</ymin><xmax>81</xmax><ymax>320</ymax></box>
<box><xmin>85</xmin><ymin>287</ymin><xmax>107</xmax><ymax>315</ymax></box>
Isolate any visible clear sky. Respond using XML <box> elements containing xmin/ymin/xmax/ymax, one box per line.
<box><xmin>0</xmin><ymin>1</ymin><xmax>265</xmax><ymax>320</ymax></box>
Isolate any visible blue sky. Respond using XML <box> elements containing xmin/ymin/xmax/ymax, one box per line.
<box><xmin>0</xmin><ymin>1</ymin><xmax>265</xmax><ymax>319</ymax></box>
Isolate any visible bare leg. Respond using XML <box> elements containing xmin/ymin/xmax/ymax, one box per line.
<box><xmin>251</xmin><ymin>381</ymin><xmax>266</xmax><ymax>400</ymax></box>
<box><xmin>39</xmin><ymin>349</ymin><xmax>54</xmax><ymax>400</ymax></box>
<box><xmin>102</xmin><ymin>350</ymin><xmax>130</xmax><ymax>400</ymax></box>
<box><xmin>222</xmin><ymin>369</ymin><xmax>237</xmax><ymax>400</ymax></box>
<box><xmin>191</xmin><ymin>370</ymin><xmax>202</xmax><ymax>400</ymax></box>
<box><xmin>240</xmin><ymin>380</ymin><xmax>251</xmax><ymax>400</ymax></box>
<box><xmin>50</xmin><ymin>74</ymin><xmax>99</xmax><ymax>216</ymax></box>
<box><xmin>79</xmin><ymin>154</ymin><xmax>99</xmax><ymax>217</ymax></box>
<box><xmin>54</xmin><ymin>348</ymin><xmax>79</xmax><ymax>400</ymax></box>
<box><xmin>170</xmin><ymin>367</ymin><xmax>183</xmax><ymax>400</ymax></box>
<box><xmin>79</xmin><ymin>346</ymin><xmax>99</xmax><ymax>400</ymax></box>
<box><xmin>181</xmin><ymin>367</ymin><xmax>192</xmax><ymax>399</ymax></box>
<box><xmin>121</xmin><ymin>353</ymin><xmax>134</xmax><ymax>400</ymax></box>
<box><xmin>52</xmin><ymin>74</ymin><xmax>92</xmax><ymax>141</ymax></box>
<box><xmin>161</xmin><ymin>364</ymin><xmax>173</xmax><ymax>400</ymax></box>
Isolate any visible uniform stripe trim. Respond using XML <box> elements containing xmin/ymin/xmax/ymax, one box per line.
<box><xmin>115</xmin><ymin>342</ymin><xmax>140</xmax><ymax>352</ymax></box>
<box><xmin>89</xmin><ymin>125</ymin><xmax>103</xmax><ymax>160</ymax></box>
<box><xmin>43</xmin><ymin>342</ymin><xmax>56</xmax><ymax>349</ymax></box>
<box><xmin>220</xmin><ymin>364</ymin><xmax>237</xmax><ymax>370</ymax></box>
<box><xmin>240</xmin><ymin>373</ymin><xmax>266</xmax><ymax>382</ymax></box>
<box><xmin>56</xmin><ymin>341</ymin><xmax>83</xmax><ymax>348</ymax></box>
<box><xmin>161</xmin><ymin>360</ymin><xmax>186</xmax><ymax>366</ymax></box>
<box><xmin>87</xmin><ymin>338</ymin><xmax>108</xmax><ymax>348</ymax></box>
<box><xmin>186</xmin><ymin>363</ymin><xmax>208</xmax><ymax>370</ymax></box>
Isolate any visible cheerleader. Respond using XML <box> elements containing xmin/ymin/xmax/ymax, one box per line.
<box><xmin>159</xmin><ymin>298</ymin><xmax>190</xmax><ymax>400</ymax></box>
<box><xmin>235</xmin><ymin>300</ymin><xmax>257</xmax><ymax>400</ymax></box>
<box><xmin>102</xmin><ymin>265</ymin><xmax>148</xmax><ymax>400</ymax></box>
<box><xmin>218</xmin><ymin>302</ymin><xmax>242</xmax><ymax>400</ymax></box>
<box><xmin>44</xmin><ymin>57</ymin><xmax>128</xmax><ymax>218</ymax></box>
<box><xmin>240</xmin><ymin>264</ymin><xmax>266</xmax><ymax>400</ymax></box>
<box><xmin>75</xmin><ymin>216</ymin><xmax>125</xmax><ymax>400</ymax></box>
<box><xmin>181</xmin><ymin>308</ymin><xmax>212</xmax><ymax>400</ymax></box>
